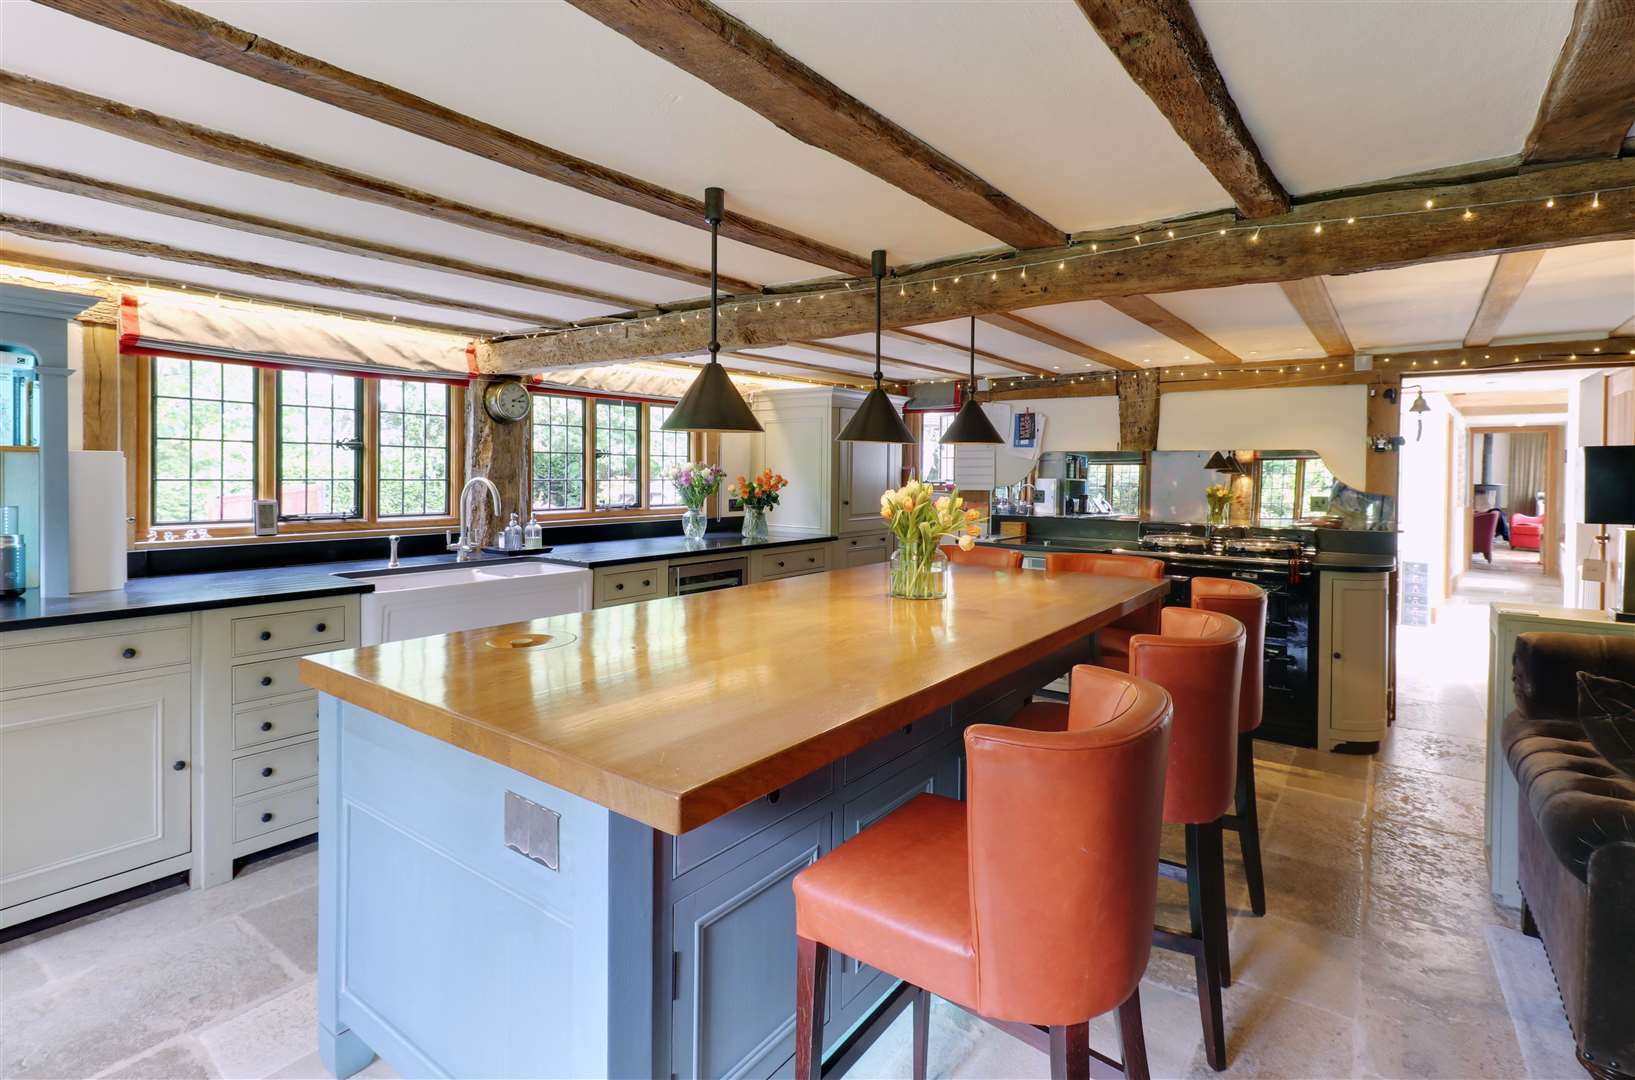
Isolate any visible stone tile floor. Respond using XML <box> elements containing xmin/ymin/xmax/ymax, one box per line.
<box><xmin>0</xmin><ymin>570</ymin><xmax>1583</xmax><ymax>1079</ymax></box>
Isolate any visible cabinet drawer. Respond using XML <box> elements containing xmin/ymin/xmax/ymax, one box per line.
<box><xmin>233</xmin><ymin>740</ymin><xmax>319</xmax><ymax>798</ymax></box>
<box><xmin>756</xmin><ymin>545</ymin><xmax>828</xmax><ymax>581</ymax></box>
<box><xmin>841</xmin><ymin>711</ymin><xmax>949</xmax><ymax>787</ymax></box>
<box><xmin>235</xmin><ymin>781</ymin><xmax>318</xmax><ymax>842</ymax></box>
<box><xmin>0</xmin><ymin>625</ymin><xmax>190</xmax><ymax>692</ymax></box>
<box><xmin>231</xmin><ymin>658</ymin><xmax>304</xmax><ymax>704</ymax></box>
<box><xmin>230</xmin><ymin>606</ymin><xmax>346</xmax><ymax>658</ymax></box>
<box><xmin>234</xmin><ymin>695</ymin><xmax>320</xmax><ymax>750</ymax></box>
<box><xmin>594</xmin><ymin>563</ymin><xmax>665</xmax><ymax>606</ymax></box>
<box><xmin>672</xmin><ymin>765</ymin><xmax>833</xmax><ymax>879</ymax></box>
<box><xmin>838</xmin><ymin>532</ymin><xmax>890</xmax><ymax>568</ymax></box>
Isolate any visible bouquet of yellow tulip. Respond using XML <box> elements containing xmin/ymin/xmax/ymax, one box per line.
<box><xmin>1205</xmin><ymin>482</ymin><xmax>1233</xmax><ymax>525</ymax></box>
<box><xmin>879</xmin><ymin>479</ymin><xmax>984</xmax><ymax>599</ymax></box>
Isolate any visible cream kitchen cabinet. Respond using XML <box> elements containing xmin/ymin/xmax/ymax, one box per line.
<box><xmin>1316</xmin><ymin>571</ymin><xmax>1390</xmax><ymax>751</ymax></box>
<box><xmin>747</xmin><ymin>388</ymin><xmax>903</xmax><ymax>541</ymax></box>
<box><xmin>1</xmin><ymin>615</ymin><xmax>194</xmax><ymax>927</ymax></box>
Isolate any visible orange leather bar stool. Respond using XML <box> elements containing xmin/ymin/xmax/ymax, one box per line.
<box><xmin>1043</xmin><ymin>553</ymin><xmax>1167</xmax><ymax>672</ymax></box>
<box><xmin>792</xmin><ymin>665</ymin><xmax>1173</xmax><ymax>1080</ymax></box>
<box><xmin>1013</xmin><ymin>606</ymin><xmax>1243</xmax><ymax>1071</ymax></box>
<box><xmin>1191</xmin><ymin>577</ymin><xmax>1269</xmax><ymax>918</ymax></box>
<box><xmin>945</xmin><ymin>544</ymin><xmax>1024</xmax><ymax>570</ymax></box>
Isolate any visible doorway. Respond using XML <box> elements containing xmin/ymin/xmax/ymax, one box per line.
<box><xmin>1464</xmin><ymin>425</ymin><xmax>1561</xmax><ymax>581</ymax></box>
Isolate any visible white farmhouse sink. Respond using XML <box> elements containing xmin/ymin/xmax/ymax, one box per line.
<box><xmin>345</xmin><ymin>559</ymin><xmax>593</xmax><ymax>646</ymax></box>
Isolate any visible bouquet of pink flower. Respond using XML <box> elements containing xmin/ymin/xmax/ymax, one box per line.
<box><xmin>668</xmin><ymin>462</ymin><xmax>726</xmax><ymax>511</ymax></box>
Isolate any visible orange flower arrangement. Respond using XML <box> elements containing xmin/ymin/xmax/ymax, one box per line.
<box><xmin>728</xmin><ymin>469</ymin><xmax>789</xmax><ymax>511</ymax></box>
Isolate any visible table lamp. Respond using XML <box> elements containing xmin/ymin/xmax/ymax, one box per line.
<box><xmin>1585</xmin><ymin>445</ymin><xmax>1635</xmax><ymax>622</ymax></box>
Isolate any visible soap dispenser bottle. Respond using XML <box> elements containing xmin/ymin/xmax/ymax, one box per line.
<box><xmin>523</xmin><ymin>517</ymin><xmax>543</xmax><ymax>550</ymax></box>
<box><xmin>501</xmin><ymin>512</ymin><xmax>523</xmax><ymax>552</ymax></box>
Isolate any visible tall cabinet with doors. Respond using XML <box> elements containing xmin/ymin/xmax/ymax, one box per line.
<box><xmin>727</xmin><ymin>388</ymin><xmax>904</xmax><ymax>569</ymax></box>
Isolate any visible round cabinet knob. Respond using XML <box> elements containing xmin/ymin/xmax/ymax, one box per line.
<box><xmin>259</xmin><ymin>630</ymin><xmax>272</xmax><ymax>641</ymax></box>
<box><xmin>641</xmin><ymin>580</ymin><xmax>651</xmax><ymax>587</ymax></box>
<box><xmin>615</xmin><ymin>583</ymin><xmax>625</xmax><ymax>591</ymax></box>
<box><xmin>261</xmin><ymin>812</ymin><xmax>274</xmax><ymax>823</ymax></box>
<box><xmin>121</xmin><ymin>647</ymin><xmax>137</xmax><ymax>659</ymax></box>
<box><xmin>260</xmin><ymin>721</ymin><xmax>274</xmax><ymax>732</ymax></box>
<box><xmin>173</xmin><ymin>760</ymin><xmax>187</xmax><ymax>771</ymax></box>
<box><xmin>261</xmin><ymin>766</ymin><xmax>274</xmax><ymax>778</ymax></box>
<box><xmin>1332</xmin><ymin>652</ymin><xmax>1342</xmax><ymax>660</ymax></box>
<box><xmin>315</xmin><ymin>622</ymin><xmax>327</xmax><ymax>633</ymax></box>
<box><xmin>767</xmin><ymin>788</ymin><xmax>782</xmax><ymax>805</ymax></box>
<box><xmin>776</xmin><ymin>561</ymin><xmax>785</xmax><ymax>568</ymax></box>
<box><xmin>260</xmin><ymin>676</ymin><xmax>273</xmax><ymax>687</ymax></box>
<box><xmin>807</xmin><ymin>557</ymin><xmax>816</xmax><ymax>563</ymax></box>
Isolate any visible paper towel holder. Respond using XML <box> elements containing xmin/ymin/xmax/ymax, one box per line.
<box><xmin>253</xmin><ymin>500</ymin><xmax>278</xmax><ymax>536</ymax></box>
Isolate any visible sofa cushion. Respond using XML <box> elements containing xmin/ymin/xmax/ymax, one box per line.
<box><xmin>1505</xmin><ymin>711</ymin><xmax>1635</xmax><ymax>881</ymax></box>
<box><xmin>1577</xmin><ymin>671</ymin><xmax>1635</xmax><ymax>781</ymax></box>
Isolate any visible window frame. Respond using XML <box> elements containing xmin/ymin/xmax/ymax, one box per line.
<box><xmin>917</xmin><ymin>410</ymin><xmax>957</xmax><ymax>486</ymax></box>
<box><xmin>149</xmin><ymin>355</ymin><xmax>259</xmax><ymax>528</ymax></box>
<box><xmin>524</xmin><ymin>388</ymin><xmax>702</xmax><ymax>522</ymax></box>
<box><xmin>376</xmin><ymin>376</ymin><xmax>453</xmax><ymax>520</ymax></box>
<box><xmin>1254</xmin><ymin>455</ymin><xmax>1334</xmax><ymax>524</ymax></box>
<box><xmin>274</xmin><ymin>368</ymin><xmax>365</xmax><ymax>522</ymax></box>
<box><xmin>129</xmin><ymin>357</ymin><xmax>464</xmax><ymax>546</ymax></box>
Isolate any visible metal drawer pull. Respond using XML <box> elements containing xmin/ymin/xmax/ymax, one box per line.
<box><xmin>173</xmin><ymin>760</ymin><xmax>187</xmax><ymax>771</ymax></box>
<box><xmin>641</xmin><ymin>579</ymin><xmax>651</xmax><ymax>587</ymax></box>
<box><xmin>261</xmin><ymin>812</ymin><xmax>274</xmax><ymax>823</ymax></box>
<box><xmin>260</xmin><ymin>675</ymin><xmax>273</xmax><ymax>686</ymax></box>
<box><xmin>260</xmin><ymin>720</ymin><xmax>274</xmax><ymax>732</ymax></box>
<box><xmin>122</xmin><ymin>647</ymin><xmax>137</xmax><ymax>659</ymax></box>
<box><xmin>615</xmin><ymin>583</ymin><xmax>624</xmax><ymax>591</ymax></box>
<box><xmin>315</xmin><ymin>622</ymin><xmax>327</xmax><ymax>632</ymax></box>
<box><xmin>260</xmin><ymin>630</ymin><xmax>272</xmax><ymax>641</ymax></box>
<box><xmin>261</xmin><ymin>766</ymin><xmax>275</xmax><ymax>777</ymax></box>
<box><xmin>767</xmin><ymin>788</ymin><xmax>781</xmax><ymax>804</ymax></box>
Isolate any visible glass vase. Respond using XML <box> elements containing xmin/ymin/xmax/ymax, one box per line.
<box><xmin>741</xmin><ymin>506</ymin><xmax>769</xmax><ymax>542</ymax></box>
<box><xmin>682</xmin><ymin>507</ymin><xmax>708</xmax><ymax>542</ymax></box>
<box><xmin>1207</xmin><ymin>501</ymin><xmax>1229</xmax><ymax>525</ymax></box>
<box><xmin>889</xmin><ymin>545</ymin><xmax>948</xmax><ymax>600</ymax></box>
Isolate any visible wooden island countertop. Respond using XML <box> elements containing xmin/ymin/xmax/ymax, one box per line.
<box><xmin>300</xmin><ymin>564</ymin><xmax>1164</xmax><ymax>833</ymax></box>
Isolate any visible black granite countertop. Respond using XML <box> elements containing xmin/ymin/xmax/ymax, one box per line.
<box><xmin>0</xmin><ymin>530</ymin><xmax>838</xmax><ymax>632</ymax></box>
<box><xmin>533</xmin><ymin>529</ymin><xmax>836</xmax><ymax>568</ymax></box>
<box><xmin>976</xmin><ymin>536</ymin><xmax>1396</xmax><ymax>572</ymax></box>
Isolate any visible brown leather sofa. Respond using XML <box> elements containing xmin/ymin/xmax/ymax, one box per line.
<box><xmin>1503</xmin><ymin>632</ymin><xmax>1635</xmax><ymax>1079</ymax></box>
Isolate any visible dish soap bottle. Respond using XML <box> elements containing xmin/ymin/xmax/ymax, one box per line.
<box><xmin>501</xmin><ymin>512</ymin><xmax>523</xmax><ymax>552</ymax></box>
<box><xmin>523</xmin><ymin>517</ymin><xmax>543</xmax><ymax>550</ymax></box>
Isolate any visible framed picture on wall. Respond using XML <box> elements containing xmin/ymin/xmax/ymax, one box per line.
<box><xmin>1013</xmin><ymin>411</ymin><xmax>1038</xmax><ymax>449</ymax></box>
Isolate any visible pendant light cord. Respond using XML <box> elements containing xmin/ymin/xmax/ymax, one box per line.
<box><xmin>706</xmin><ymin>187</ymin><xmax>723</xmax><ymax>366</ymax></box>
<box><xmin>873</xmin><ymin>258</ymin><xmax>884</xmax><ymax>388</ymax></box>
<box><xmin>969</xmin><ymin>316</ymin><xmax>977</xmax><ymax>390</ymax></box>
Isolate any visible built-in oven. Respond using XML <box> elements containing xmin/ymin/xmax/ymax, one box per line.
<box><xmin>669</xmin><ymin>556</ymin><xmax>748</xmax><ymax>597</ymax></box>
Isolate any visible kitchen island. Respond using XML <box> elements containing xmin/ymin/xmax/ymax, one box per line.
<box><xmin>299</xmin><ymin>564</ymin><xmax>1165</xmax><ymax>1079</ymax></box>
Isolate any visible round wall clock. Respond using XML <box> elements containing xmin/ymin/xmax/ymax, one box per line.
<box><xmin>482</xmin><ymin>380</ymin><xmax>532</xmax><ymax>423</ymax></box>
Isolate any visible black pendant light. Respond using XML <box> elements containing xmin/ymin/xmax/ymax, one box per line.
<box><xmin>1205</xmin><ymin>450</ymin><xmax>1248</xmax><ymax>474</ymax></box>
<box><xmin>662</xmin><ymin>187</ymin><xmax>762</xmax><ymax>433</ymax></box>
<box><xmin>837</xmin><ymin>249</ymin><xmax>915</xmax><ymax>444</ymax></box>
<box><xmin>940</xmin><ymin>316</ymin><xmax>1004</xmax><ymax>445</ymax></box>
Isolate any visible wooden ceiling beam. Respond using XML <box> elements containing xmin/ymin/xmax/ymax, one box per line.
<box><xmin>477</xmin><ymin>156</ymin><xmax>1635</xmax><ymax>372</ymax></box>
<box><xmin>564</xmin><ymin>0</ymin><xmax>1065</xmax><ymax>250</ymax></box>
<box><xmin>716</xmin><ymin>352</ymin><xmax>874</xmax><ymax>388</ymax></box>
<box><xmin>1277</xmin><ymin>277</ymin><xmax>1353</xmax><ymax>357</ymax></box>
<box><xmin>0</xmin><ymin>214</ymin><xmax>559</xmax><ymax>327</ymax></box>
<box><xmin>0</xmin><ymin>70</ymin><xmax>759</xmax><ymax>294</ymax></box>
<box><xmin>1100</xmin><ymin>294</ymin><xmax>1240</xmax><ymax>364</ymax></box>
<box><xmin>1522</xmin><ymin>0</ymin><xmax>1635</xmax><ymax>163</ymax></box>
<box><xmin>789</xmin><ymin>339</ymin><xmax>969</xmax><ymax>378</ymax></box>
<box><xmin>32</xmin><ymin>0</ymin><xmax>869</xmax><ymax>276</ymax></box>
<box><xmin>1464</xmin><ymin>251</ymin><xmax>1547</xmax><ymax>346</ymax></box>
<box><xmin>1074</xmin><ymin>0</ymin><xmax>1288</xmax><ymax>217</ymax></box>
<box><xmin>0</xmin><ymin>158</ymin><xmax>645</xmax><ymax>310</ymax></box>
<box><xmin>0</xmin><ymin>252</ymin><xmax>491</xmax><ymax>337</ymax></box>
<box><xmin>881</xmin><ymin>327</ymin><xmax>1048</xmax><ymax>377</ymax></box>
<box><xmin>978</xmin><ymin>312</ymin><xmax>1141</xmax><ymax>371</ymax></box>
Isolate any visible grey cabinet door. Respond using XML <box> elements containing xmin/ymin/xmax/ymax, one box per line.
<box><xmin>831</xmin><ymin>749</ymin><xmax>961</xmax><ymax>1017</ymax></box>
<box><xmin>671</xmin><ymin>818</ymin><xmax>828</xmax><ymax>1080</ymax></box>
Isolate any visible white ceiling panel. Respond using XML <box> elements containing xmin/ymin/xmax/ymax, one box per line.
<box><xmin>0</xmin><ymin>234</ymin><xmax>519</xmax><ymax>334</ymax></box>
<box><xmin>171</xmin><ymin>0</ymin><xmax>996</xmax><ymax>265</ymax></box>
<box><xmin>1009</xmin><ymin>301</ymin><xmax>1208</xmax><ymax>368</ymax></box>
<box><xmin>813</xmin><ymin>334</ymin><xmax>984</xmax><ymax>376</ymax></box>
<box><xmin>1324</xmin><ymin>256</ymin><xmax>1500</xmax><ymax>351</ymax></box>
<box><xmin>0</xmin><ymin>180</ymin><xmax>618</xmax><ymax>326</ymax></box>
<box><xmin>905</xmin><ymin>318</ymin><xmax>1104</xmax><ymax>371</ymax></box>
<box><xmin>0</xmin><ymin>108</ymin><xmax>703</xmax><ymax>309</ymax></box>
<box><xmin>1492</xmin><ymin>241</ymin><xmax>1635</xmax><ymax>340</ymax></box>
<box><xmin>1145</xmin><ymin>284</ymin><xmax>1325</xmax><ymax>361</ymax></box>
<box><xmin>719</xmin><ymin>0</ymin><xmax>1233</xmax><ymax>233</ymax></box>
<box><xmin>1194</xmin><ymin>1</ymin><xmax>1573</xmax><ymax>194</ymax></box>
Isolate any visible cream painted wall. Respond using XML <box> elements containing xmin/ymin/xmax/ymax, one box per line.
<box><xmin>1157</xmin><ymin>385</ymin><xmax>1369</xmax><ymax>488</ymax></box>
<box><xmin>993</xmin><ymin>395</ymin><xmax>1120</xmax><ymax>452</ymax></box>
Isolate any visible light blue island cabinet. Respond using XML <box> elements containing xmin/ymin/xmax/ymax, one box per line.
<box><xmin>303</xmin><ymin>566</ymin><xmax>1163</xmax><ymax>1079</ymax></box>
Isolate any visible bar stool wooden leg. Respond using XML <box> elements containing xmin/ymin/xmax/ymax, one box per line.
<box><xmin>910</xmin><ymin>985</ymin><xmax>931</xmax><ymax>1080</ymax></box>
<box><xmin>795</xmin><ymin>936</ymin><xmax>829</xmax><ymax>1080</ymax></box>
<box><xmin>1048</xmin><ymin>1021</ymin><xmax>1090</xmax><ymax>1080</ymax></box>
<box><xmin>1117</xmin><ymin>987</ymin><xmax>1151</xmax><ymax>1080</ymax></box>
<box><xmin>1235</xmin><ymin>732</ymin><xmax>1267</xmax><ymax>917</ymax></box>
<box><xmin>1186</xmin><ymin>825</ymin><xmax>1228</xmax><ymax>1071</ymax></box>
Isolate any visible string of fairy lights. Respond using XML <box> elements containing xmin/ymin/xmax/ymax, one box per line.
<box><xmin>515</xmin><ymin>182</ymin><xmax>1635</xmax><ymax>383</ymax></box>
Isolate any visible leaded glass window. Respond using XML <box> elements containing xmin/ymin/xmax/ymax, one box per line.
<box><xmin>151</xmin><ymin>358</ymin><xmax>256</xmax><ymax>525</ymax></box>
<box><xmin>378</xmin><ymin>378</ymin><xmax>450</xmax><ymax>517</ymax></box>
